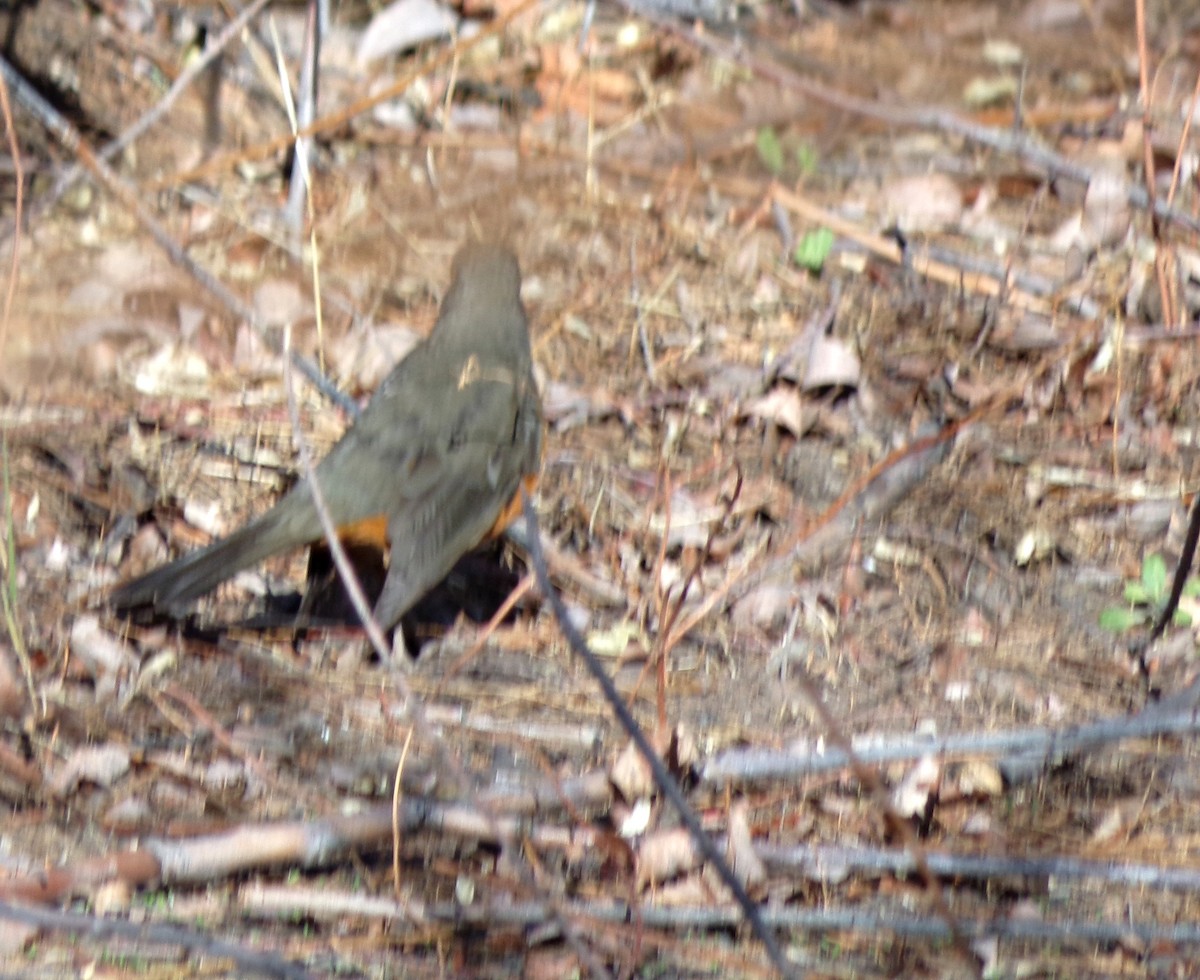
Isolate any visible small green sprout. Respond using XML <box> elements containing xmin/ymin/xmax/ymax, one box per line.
<box><xmin>1099</xmin><ymin>553</ymin><xmax>1200</xmax><ymax>632</ymax></box>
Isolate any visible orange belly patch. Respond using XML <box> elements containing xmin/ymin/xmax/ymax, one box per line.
<box><xmin>486</xmin><ymin>473</ymin><xmax>538</xmax><ymax>539</ymax></box>
<box><xmin>333</xmin><ymin>472</ymin><xmax>536</xmax><ymax>553</ymax></box>
<box><xmin>335</xmin><ymin>514</ymin><xmax>391</xmax><ymax>549</ymax></box>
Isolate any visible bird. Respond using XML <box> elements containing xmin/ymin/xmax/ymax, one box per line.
<box><xmin>111</xmin><ymin>241</ymin><xmax>542</xmax><ymax>634</ymax></box>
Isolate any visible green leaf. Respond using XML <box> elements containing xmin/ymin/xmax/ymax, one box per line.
<box><xmin>794</xmin><ymin>227</ymin><xmax>835</xmax><ymax>273</ymax></box>
<box><xmin>1183</xmin><ymin>578</ymin><xmax>1200</xmax><ymax>597</ymax></box>
<box><xmin>1099</xmin><ymin>607</ymin><xmax>1144</xmax><ymax>632</ymax></box>
<box><xmin>756</xmin><ymin>127</ymin><xmax>784</xmax><ymax>176</ymax></box>
<box><xmin>1124</xmin><ymin>582</ymin><xmax>1151</xmax><ymax>605</ymax></box>
<box><xmin>1142</xmin><ymin>553</ymin><xmax>1168</xmax><ymax>600</ymax></box>
<box><xmin>795</xmin><ymin>141</ymin><xmax>819</xmax><ymax>176</ymax></box>
<box><xmin>1173</xmin><ymin>608</ymin><xmax>1194</xmax><ymax>627</ymax></box>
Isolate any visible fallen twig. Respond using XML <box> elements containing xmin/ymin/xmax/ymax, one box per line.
<box><xmin>0</xmin><ymin>899</ymin><xmax>312</xmax><ymax>979</ymax></box>
<box><xmin>702</xmin><ymin>702</ymin><xmax>1200</xmax><ymax>786</ymax></box>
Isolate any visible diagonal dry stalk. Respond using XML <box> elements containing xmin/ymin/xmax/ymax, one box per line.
<box><xmin>0</xmin><ymin>67</ymin><xmax>34</xmax><ymax>715</ymax></box>
<box><xmin>520</xmin><ymin>490</ymin><xmax>801</xmax><ymax>978</ymax></box>
<box><xmin>633</xmin><ymin>462</ymin><xmax>742</xmax><ymax>731</ymax></box>
<box><xmin>1133</xmin><ymin>0</ymin><xmax>1182</xmax><ymax>329</ymax></box>
<box><xmin>0</xmin><ymin>61</ymin><xmax>20</xmax><ymax>360</ymax></box>
<box><xmin>0</xmin><ymin>437</ymin><xmax>36</xmax><ymax>712</ymax></box>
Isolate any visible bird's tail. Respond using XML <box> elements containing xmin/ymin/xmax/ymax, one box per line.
<box><xmin>111</xmin><ymin>504</ymin><xmax>308</xmax><ymax>613</ymax></box>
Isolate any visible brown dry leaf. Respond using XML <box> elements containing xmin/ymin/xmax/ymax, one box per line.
<box><xmin>612</xmin><ymin>799</ymin><xmax>652</xmax><ymax>839</ymax></box>
<box><xmin>731</xmin><ymin>580</ymin><xmax>796</xmax><ymax>631</ymax></box>
<box><xmin>356</xmin><ymin>0</ymin><xmax>457</xmax><ymax>65</ymax></box>
<box><xmin>586</xmin><ymin>620</ymin><xmax>644</xmax><ymax>657</ymax></box>
<box><xmin>958</xmin><ymin>607</ymin><xmax>992</xmax><ymax>648</ymax></box>
<box><xmin>487</xmin><ymin>0</ymin><xmax>534</xmax><ymax>16</ymax></box>
<box><xmin>891</xmin><ymin>753</ymin><xmax>941</xmax><ymax>822</ymax></box>
<box><xmin>928</xmin><ymin>639</ymin><xmax>965</xmax><ymax>688</ymax></box>
<box><xmin>1091</xmin><ymin>803</ymin><xmax>1129</xmax><ymax>844</ymax></box>
<box><xmin>69</xmin><ymin>615</ymin><xmax>137</xmax><ymax>695</ymax></box>
<box><xmin>963</xmin><ymin>74</ymin><xmax>1018</xmax><ymax>109</ymax></box>
<box><xmin>446</xmin><ymin>101</ymin><xmax>505</xmax><ymax>131</ymax></box>
<box><xmin>0</xmin><ymin>919</ymin><xmax>37</xmax><ymax>959</ymax></box>
<box><xmin>743</xmin><ymin>385</ymin><xmax>808</xmax><ymax>437</ymax></box>
<box><xmin>1176</xmin><ymin>246</ymin><xmax>1200</xmax><ymax>292</ymax></box>
<box><xmin>879</xmin><ymin>173</ymin><xmax>964</xmax><ymax>233</ymax></box>
<box><xmin>647</xmin><ymin>487</ymin><xmax>722</xmax><ymax>549</ymax></box>
<box><xmin>801</xmin><ymin>334</ymin><xmax>861</xmax><ymax>392</ymax></box>
<box><xmin>251</xmin><ymin>279</ymin><xmax>310</xmax><ymax>329</ymax></box>
<box><xmin>75</xmin><ymin>334</ymin><xmax>123</xmax><ymax>383</ymax></box>
<box><xmin>945</xmin><ymin>368</ymin><xmax>1011</xmax><ymax>407</ymax></box>
<box><xmin>972</xmin><ymin>935</ymin><xmax>1001</xmax><ymax>976</ymax></box>
<box><xmin>97</xmin><ymin>240</ymin><xmax>174</xmax><ymax>292</ymax></box>
<box><xmin>534</xmin><ymin>43</ymin><xmax>638</xmax><ymax>126</ymax></box>
<box><xmin>955</xmin><ymin>760</ymin><xmax>1004</xmax><ymax>798</ymax></box>
<box><xmin>522</xmin><ymin>947</ymin><xmax>583</xmax><ymax>980</ymax></box>
<box><xmin>1050</xmin><ymin>165</ymin><xmax>1130</xmax><ymax>255</ymax></box>
<box><xmin>671</xmin><ymin>723</ymin><xmax>700</xmax><ymax>773</ymax></box>
<box><xmin>202</xmin><ymin>757</ymin><xmax>248</xmax><ymax>789</ymax></box>
<box><xmin>0</xmin><ymin>641</ymin><xmax>26</xmax><ymax>721</ymax></box>
<box><xmin>960</xmin><ymin>811</ymin><xmax>994</xmax><ymax>836</ymax></box>
<box><xmin>1079</xmin><ymin>167</ymin><xmax>1131</xmax><ymax>249</ymax></box>
<box><xmin>636</xmin><ymin>827</ymin><xmax>700</xmax><ymax>890</ymax></box>
<box><xmin>542</xmin><ymin>378</ymin><xmax>620</xmax><ymax>429</ymax></box>
<box><xmin>1014</xmin><ymin>526</ymin><xmax>1055</xmax><ymax>566</ymax></box>
<box><xmin>49</xmin><ymin>744</ymin><xmax>132</xmax><ymax>797</ymax></box>
<box><xmin>328</xmin><ymin>323</ymin><xmax>421</xmax><ymax>392</ymax></box>
<box><xmin>725</xmin><ymin>800</ymin><xmax>767</xmax><ymax>899</ymax></box>
<box><xmin>703</xmin><ymin>358</ymin><xmax>765</xmax><ymax>400</ymax></box>
<box><xmin>122</xmin><ymin>522</ymin><xmax>169</xmax><ymax>571</ymax></box>
<box><xmin>988</xmin><ymin>310</ymin><xmax>1064</xmax><ymax>352</ymax></box>
<box><xmin>1020</xmin><ymin>0</ymin><xmax>1087</xmax><ymax>32</ymax></box>
<box><xmin>232</xmin><ymin>321</ymin><xmax>279</xmax><ymax>375</ymax></box>
<box><xmin>362</xmin><ymin>88</ymin><xmax>420</xmax><ymax>130</ymax></box>
<box><xmin>92</xmin><ymin>878</ymin><xmax>133</xmax><ymax>915</ymax></box>
<box><xmin>610</xmin><ymin>739</ymin><xmax>654</xmax><ymax>801</ymax></box>
<box><xmin>130</xmin><ymin>342</ymin><xmax>211</xmax><ymax>397</ymax></box>
<box><xmin>653</xmin><ymin>873</ymin><xmax>727</xmax><ymax>906</ymax></box>
<box><xmin>176</xmin><ymin>495</ymin><xmax>231</xmax><ymax>540</ymax></box>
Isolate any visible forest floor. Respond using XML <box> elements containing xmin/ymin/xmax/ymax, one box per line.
<box><xmin>3</xmin><ymin>0</ymin><xmax>1200</xmax><ymax>976</ymax></box>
